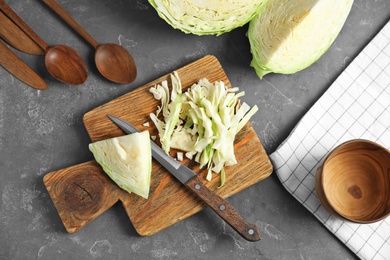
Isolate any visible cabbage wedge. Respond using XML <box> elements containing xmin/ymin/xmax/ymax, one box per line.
<box><xmin>148</xmin><ymin>0</ymin><xmax>268</xmax><ymax>36</ymax></box>
<box><xmin>248</xmin><ymin>0</ymin><xmax>354</xmax><ymax>78</ymax></box>
<box><xmin>89</xmin><ymin>131</ymin><xmax>152</xmax><ymax>199</ymax></box>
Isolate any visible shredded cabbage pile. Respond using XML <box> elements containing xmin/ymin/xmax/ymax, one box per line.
<box><xmin>149</xmin><ymin>72</ymin><xmax>258</xmax><ymax>186</ymax></box>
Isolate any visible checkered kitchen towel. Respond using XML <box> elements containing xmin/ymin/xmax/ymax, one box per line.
<box><xmin>269</xmin><ymin>21</ymin><xmax>390</xmax><ymax>260</ymax></box>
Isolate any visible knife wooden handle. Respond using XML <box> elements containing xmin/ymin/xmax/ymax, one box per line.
<box><xmin>185</xmin><ymin>175</ymin><xmax>261</xmax><ymax>242</ymax></box>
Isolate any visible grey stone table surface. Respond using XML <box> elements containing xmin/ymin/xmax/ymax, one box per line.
<box><xmin>1</xmin><ymin>1</ymin><xmax>389</xmax><ymax>259</ymax></box>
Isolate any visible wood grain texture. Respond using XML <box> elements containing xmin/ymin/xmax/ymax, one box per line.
<box><xmin>43</xmin><ymin>161</ymin><xmax>128</xmax><ymax>233</ymax></box>
<box><xmin>42</xmin><ymin>0</ymin><xmax>137</xmax><ymax>84</ymax></box>
<box><xmin>43</xmin><ymin>0</ymin><xmax>99</xmax><ymax>48</ymax></box>
<box><xmin>0</xmin><ymin>0</ymin><xmax>48</xmax><ymax>50</ymax></box>
<box><xmin>0</xmin><ymin>11</ymin><xmax>44</xmax><ymax>55</ymax></box>
<box><xmin>185</xmin><ymin>175</ymin><xmax>261</xmax><ymax>241</ymax></box>
<box><xmin>0</xmin><ymin>40</ymin><xmax>47</xmax><ymax>90</ymax></box>
<box><xmin>44</xmin><ymin>55</ymin><xmax>273</xmax><ymax>236</ymax></box>
<box><xmin>315</xmin><ymin>139</ymin><xmax>390</xmax><ymax>224</ymax></box>
<box><xmin>0</xmin><ymin>0</ymin><xmax>88</xmax><ymax>85</ymax></box>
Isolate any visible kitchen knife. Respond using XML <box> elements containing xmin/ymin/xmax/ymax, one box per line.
<box><xmin>0</xmin><ymin>40</ymin><xmax>47</xmax><ymax>90</ymax></box>
<box><xmin>107</xmin><ymin>114</ymin><xmax>261</xmax><ymax>242</ymax></box>
<box><xmin>0</xmin><ymin>11</ymin><xmax>44</xmax><ymax>55</ymax></box>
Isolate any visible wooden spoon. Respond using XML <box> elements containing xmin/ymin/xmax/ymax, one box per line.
<box><xmin>0</xmin><ymin>1</ymin><xmax>88</xmax><ymax>85</ymax></box>
<box><xmin>43</xmin><ymin>0</ymin><xmax>137</xmax><ymax>84</ymax></box>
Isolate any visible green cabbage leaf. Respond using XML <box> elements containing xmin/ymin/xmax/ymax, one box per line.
<box><xmin>89</xmin><ymin>131</ymin><xmax>152</xmax><ymax>199</ymax></box>
<box><xmin>248</xmin><ymin>0</ymin><xmax>354</xmax><ymax>78</ymax></box>
<box><xmin>148</xmin><ymin>0</ymin><xmax>268</xmax><ymax>36</ymax></box>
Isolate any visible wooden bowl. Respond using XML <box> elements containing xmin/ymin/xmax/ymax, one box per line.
<box><xmin>315</xmin><ymin>139</ymin><xmax>390</xmax><ymax>223</ymax></box>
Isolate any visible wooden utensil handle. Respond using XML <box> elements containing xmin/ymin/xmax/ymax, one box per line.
<box><xmin>43</xmin><ymin>0</ymin><xmax>99</xmax><ymax>49</ymax></box>
<box><xmin>185</xmin><ymin>175</ymin><xmax>261</xmax><ymax>241</ymax></box>
<box><xmin>0</xmin><ymin>0</ymin><xmax>48</xmax><ymax>51</ymax></box>
<box><xmin>0</xmin><ymin>40</ymin><xmax>48</xmax><ymax>90</ymax></box>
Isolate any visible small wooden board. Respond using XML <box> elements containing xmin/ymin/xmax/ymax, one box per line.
<box><xmin>44</xmin><ymin>55</ymin><xmax>273</xmax><ymax>236</ymax></box>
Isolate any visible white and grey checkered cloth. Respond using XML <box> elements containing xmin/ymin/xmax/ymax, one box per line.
<box><xmin>270</xmin><ymin>21</ymin><xmax>390</xmax><ymax>260</ymax></box>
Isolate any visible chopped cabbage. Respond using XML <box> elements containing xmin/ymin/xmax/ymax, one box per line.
<box><xmin>148</xmin><ymin>0</ymin><xmax>268</xmax><ymax>36</ymax></box>
<box><xmin>149</xmin><ymin>72</ymin><xmax>258</xmax><ymax>186</ymax></box>
<box><xmin>248</xmin><ymin>0</ymin><xmax>354</xmax><ymax>78</ymax></box>
<box><xmin>89</xmin><ymin>131</ymin><xmax>152</xmax><ymax>199</ymax></box>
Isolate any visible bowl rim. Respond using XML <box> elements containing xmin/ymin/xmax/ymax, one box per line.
<box><xmin>317</xmin><ymin>139</ymin><xmax>390</xmax><ymax>224</ymax></box>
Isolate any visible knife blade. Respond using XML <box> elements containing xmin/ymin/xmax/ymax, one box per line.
<box><xmin>107</xmin><ymin>114</ymin><xmax>261</xmax><ymax>242</ymax></box>
<box><xmin>0</xmin><ymin>40</ymin><xmax>47</xmax><ymax>90</ymax></box>
<box><xmin>0</xmin><ymin>11</ymin><xmax>44</xmax><ymax>55</ymax></box>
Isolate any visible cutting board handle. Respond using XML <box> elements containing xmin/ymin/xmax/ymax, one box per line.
<box><xmin>43</xmin><ymin>161</ymin><xmax>126</xmax><ymax>233</ymax></box>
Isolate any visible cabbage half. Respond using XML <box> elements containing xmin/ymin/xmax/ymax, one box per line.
<box><xmin>248</xmin><ymin>0</ymin><xmax>354</xmax><ymax>78</ymax></box>
<box><xmin>148</xmin><ymin>0</ymin><xmax>268</xmax><ymax>36</ymax></box>
<box><xmin>89</xmin><ymin>131</ymin><xmax>152</xmax><ymax>199</ymax></box>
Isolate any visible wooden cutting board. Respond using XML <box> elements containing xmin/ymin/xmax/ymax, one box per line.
<box><xmin>44</xmin><ymin>55</ymin><xmax>273</xmax><ymax>236</ymax></box>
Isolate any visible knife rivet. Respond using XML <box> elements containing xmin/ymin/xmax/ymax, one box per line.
<box><xmin>248</xmin><ymin>229</ymin><xmax>255</xmax><ymax>235</ymax></box>
<box><xmin>219</xmin><ymin>205</ymin><xmax>225</xmax><ymax>211</ymax></box>
<box><xmin>195</xmin><ymin>184</ymin><xmax>201</xmax><ymax>190</ymax></box>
